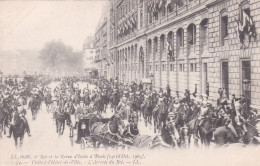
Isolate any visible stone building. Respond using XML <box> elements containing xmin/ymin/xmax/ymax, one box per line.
<box><xmin>107</xmin><ymin>0</ymin><xmax>260</xmax><ymax>109</ymax></box>
<box><xmin>94</xmin><ymin>6</ymin><xmax>110</xmax><ymax>78</ymax></box>
<box><xmin>83</xmin><ymin>36</ymin><xmax>96</xmax><ymax>70</ymax></box>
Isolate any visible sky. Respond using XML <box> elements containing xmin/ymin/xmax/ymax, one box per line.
<box><xmin>0</xmin><ymin>0</ymin><xmax>108</xmax><ymax>52</ymax></box>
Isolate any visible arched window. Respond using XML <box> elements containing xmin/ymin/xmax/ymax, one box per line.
<box><xmin>200</xmin><ymin>19</ymin><xmax>208</xmax><ymax>52</ymax></box>
<box><xmin>154</xmin><ymin>37</ymin><xmax>158</xmax><ymax>53</ymax></box>
<box><xmin>187</xmin><ymin>24</ymin><xmax>196</xmax><ymax>45</ymax></box>
<box><xmin>147</xmin><ymin>39</ymin><xmax>152</xmax><ymax>60</ymax></box>
<box><xmin>167</xmin><ymin>31</ymin><xmax>174</xmax><ymax>61</ymax></box>
<box><xmin>220</xmin><ymin>9</ymin><xmax>228</xmax><ymax>46</ymax></box>
<box><xmin>160</xmin><ymin>34</ymin><xmax>165</xmax><ymax>51</ymax></box>
<box><xmin>177</xmin><ymin>28</ymin><xmax>184</xmax><ymax>47</ymax></box>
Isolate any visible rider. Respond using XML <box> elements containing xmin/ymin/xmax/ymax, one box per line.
<box><xmin>193</xmin><ymin>94</ymin><xmax>210</xmax><ymax>139</ymax></box>
<box><xmin>8</xmin><ymin>94</ymin><xmax>31</xmax><ymax>138</ymax></box>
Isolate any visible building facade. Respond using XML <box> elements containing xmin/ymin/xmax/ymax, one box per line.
<box><xmin>83</xmin><ymin>36</ymin><xmax>96</xmax><ymax>70</ymax></box>
<box><xmin>107</xmin><ymin>0</ymin><xmax>260</xmax><ymax>110</ymax></box>
<box><xmin>94</xmin><ymin>6</ymin><xmax>110</xmax><ymax>79</ymax></box>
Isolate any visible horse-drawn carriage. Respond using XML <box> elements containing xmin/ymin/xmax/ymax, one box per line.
<box><xmin>77</xmin><ymin>114</ymin><xmax>110</xmax><ymax>149</ymax></box>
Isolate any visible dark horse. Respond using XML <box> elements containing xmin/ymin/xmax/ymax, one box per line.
<box><xmin>29</xmin><ymin>95</ymin><xmax>41</xmax><ymax>120</ymax></box>
<box><xmin>0</xmin><ymin>97</ymin><xmax>14</xmax><ymax>138</ymax></box>
<box><xmin>10</xmin><ymin>112</ymin><xmax>27</xmax><ymax>148</ymax></box>
<box><xmin>0</xmin><ymin>105</ymin><xmax>8</xmax><ymax>138</ymax></box>
<box><xmin>110</xmin><ymin>92</ymin><xmax>120</xmax><ymax>113</ymax></box>
<box><xmin>143</xmin><ymin>98</ymin><xmax>155</xmax><ymax>128</ymax></box>
<box><xmin>54</xmin><ymin>106</ymin><xmax>71</xmax><ymax>136</ymax></box>
<box><xmin>197</xmin><ymin>117</ymin><xmax>214</xmax><ymax>147</ymax></box>
<box><xmin>89</xmin><ymin>114</ymin><xmax>125</xmax><ymax>149</ymax></box>
<box><xmin>153</xmin><ymin>101</ymin><xmax>168</xmax><ymax>133</ymax></box>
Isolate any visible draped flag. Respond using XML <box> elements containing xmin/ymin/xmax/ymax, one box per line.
<box><xmin>236</xmin><ymin>7</ymin><xmax>256</xmax><ymax>49</ymax></box>
<box><xmin>139</xmin><ymin>48</ymin><xmax>144</xmax><ymax>62</ymax></box>
<box><xmin>159</xmin><ymin>0</ymin><xmax>166</xmax><ymax>10</ymax></box>
<box><xmin>167</xmin><ymin>40</ymin><xmax>174</xmax><ymax>61</ymax></box>
<box><xmin>117</xmin><ymin>27</ymin><xmax>121</xmax><ymax>36</ymax></box>
<box><xmin>124</xmin><ymin>22</ymin><xmax>128</xmax><ymax>31</ymax></box>
<box><xmin>131</xmin><ymin>15</ymin><xmax>136</xmax><ymax>28</ymax></box>
<box><xmin>148</xmin><ymin>0</ymin><xmax>153</xmax><ymax>12</ymax></box>
<box><xmin>127</xmin><ymin>19</ymin><xmax>132</xmax><ymax>30</ymax></box>
<box><xmin>110</xmin><ymin>55</ymin><xmax>114</xmax><ymax>64</ymax></box>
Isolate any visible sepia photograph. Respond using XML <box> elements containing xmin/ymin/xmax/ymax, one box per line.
<box><xmin>0</xmin><ymin>0</ymin><xmax>260</xmax><ymax>166</ymax></box>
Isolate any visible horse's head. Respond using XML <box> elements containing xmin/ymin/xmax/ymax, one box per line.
<box><xmin>111</xmin><ymin>114</ymin><xmax>125</xmax><ymax>135</ymax></box>
<box><xmin>130</xmin><ymin>112</ymin><xmax>139</xmax><ymax>127</ymax></box>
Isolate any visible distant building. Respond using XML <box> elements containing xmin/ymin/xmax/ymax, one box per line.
<box><xmin>83</xmin><ymin>36</ymin><xmax>96</xmax><ymax>70</ymax></box>
<box><xmin>94</xmin><ymin>3</ymin><xmax>110</xmax><ymax>79</ymax></box>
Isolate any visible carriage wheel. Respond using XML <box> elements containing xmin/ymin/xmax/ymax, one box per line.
<box><xmin>80</xmin><ymin>138</ymin><xmax>86</xmax><ymax>149</ymax></box>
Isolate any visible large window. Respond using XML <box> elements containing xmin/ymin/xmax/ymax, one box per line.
<box><xmin>187</xmin><ymin>24</ymin><xmax>196</xmax><ymax>45</ymax></box>
<box><xmin>177</xmin><ymin>28</ymin><xmax>184</xmax><ymax>47</ymax></box>
<box><xmin>220</xmin><ymin>10</ymin><xmax>228</xmax><ymax>46</ymax></box>
<box><xmin>200</xmin><ymin>19</ymin><xmax>208</xmax><ymax>52</ymax></box>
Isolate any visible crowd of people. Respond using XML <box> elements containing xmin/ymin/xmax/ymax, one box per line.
<box><xmin>0</xmin><ymin>75</ymin><xmax>259</xmax><ymax>148</ymax></box>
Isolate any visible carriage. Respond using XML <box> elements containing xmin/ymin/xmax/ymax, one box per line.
<box><xmin>77</xmin><ymin>113</ymin><xmax>110</xmax><ymax>149</ymax></box>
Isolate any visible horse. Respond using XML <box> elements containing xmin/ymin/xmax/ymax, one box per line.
<box><xmin>0</xmin><ymin>97</ymin><xmax>15</xmax><ymax>137</ymax></box>
<box><xmin>28</xmin><ymin>95</ymin><xmax>41</xmax><ymax>120</ymax></box>
<box><xmin>153</xmin><ymin>100</ymin><xmax>168</xmax><ymax>133</ymax></box>
<box><xmin>122</xmin><ymin>112</ymin><xmax>139</xmax><ymax>145</ymax></box>
<box><xmin>10</xmin><ymin>111</ymin><xmax>27</xmax><ymax>148</ymax></box>
<box><xmin>161</xmin><ymin>120</ymin><xmax>179</xmax><ymax>148</ymax></box>
<box><xmin>44</xmin><ymin>92</ymin><xmax>52</xmax><ymax>112</ymax></box>
<box><xmin>89</xmin><ymin>114</ymin><xmax>125</xmax><ymax>149</ymax></box>
<box><xmin>0</xmin><ymin>105</ymin><xmax>8</xmax><ymax>138</ymax></box>
<box><xmin>241</xmin><ymin>114</ymin><xmax>260</xmax><ymax>145</ymax></box>
<box><xmin>213</xmin><ymin>126</ymin><xmax>238</xmax><ymax>147</ymax></box>
<box><xmin>110</xmin><ymin>92</ymin><xmax>120</xmax><ymax>112</ymax></box>
<box><xmin>53</xmin><ymin>102</ymin><xmax>71</xmax><ymax>136</ymax></box>
<box><xmin>197</xmin><ymin>117</ymin><xmax>214</xmax><ymax>147</ymax></box>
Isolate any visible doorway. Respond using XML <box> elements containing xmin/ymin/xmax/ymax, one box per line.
<box><xmin>222</xmin><ymin>62</ymin><xmax>229</xmax><ymax>98</ymax></box>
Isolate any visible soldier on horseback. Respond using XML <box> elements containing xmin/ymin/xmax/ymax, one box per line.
<box><xmin>8</xmin><ymin>92</ymin><xmax>31</xmax><ymax>138</ymax></box>
<box><xmin>193</xmin><ymin>94</ymin><xmax>210</xmax><ymax>139</ymax></box>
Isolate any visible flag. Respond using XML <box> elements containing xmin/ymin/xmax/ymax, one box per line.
<box><xmin>236</xmin><ymin>7</ymin><xmax>257</xmax><ymax>48</ymax></box>
<box><xmin>148</xmin><ymin>0</ymin><xmax>152</xmax><ymax>12</ymax></box>
<box><xmin>166</xmin><ymin>0</ymin><xmax>172</xmax><ymax>6</ymax></box>
<box><xmin>139</xmin><ymin>48</ymin><xmax>144</xmax><ymax>62</ymax></box>
<box><xmin>124</xmin><ymin>22</ymin><xmax>128</xmax><ymax>33</ymax></box>
<box><xmin>117</xmin><ymin>27</ymin><xmax>121</xmax><ymax>36</ymax></box>
<box><xmin>167</xmin><ymin>41</ymin><xmax>174</xmax><ymax>61</ymax></box>
<box><xmin>127</xmin><ymin>19</ymin><xmax>132</xmax><ymax>30</ymax></box>
<box><xmin>159</xmin><ymin>0</ymin><xmax>166</xmax><ymax>10</ymax></box>
<box><xmin>130</xmin><ymin>15</ymin><xmax>136</xmax><ymax>28</ymax></box>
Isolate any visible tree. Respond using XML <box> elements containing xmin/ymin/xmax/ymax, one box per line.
<box><xmin>39</xmin><ymin>40</ymin><xmax>83</xmax><ymax>73</ymax></box>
